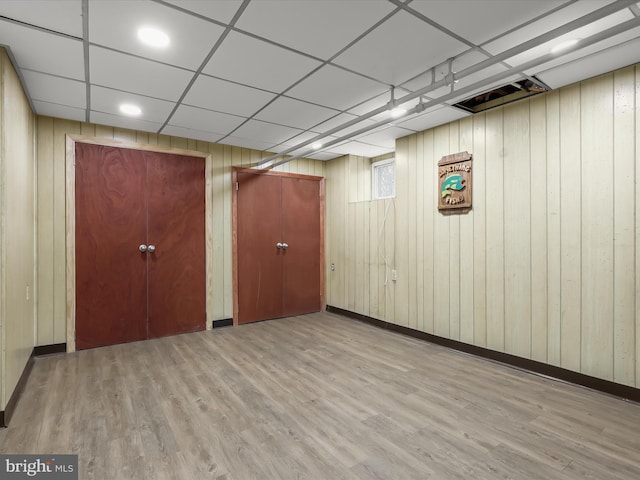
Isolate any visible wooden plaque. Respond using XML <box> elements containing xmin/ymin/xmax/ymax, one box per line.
<box><xmin>438</xmin><ymin>151</ymin><xmax>472</xmax><ymax>211</ymax></box>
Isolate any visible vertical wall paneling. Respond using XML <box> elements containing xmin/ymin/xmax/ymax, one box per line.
<box><xmin>54</xmin><ymin>120</ymin><xmax>79</xmax><ymax>344</ymax></box>
<box><xmin>503</xmin><ymin>101</ymin><xmax>532</xmax><ymax>358</ymax></box>
<box><xmin>458</xmin><ymin>117</ymin><xmax>474</xmax><ymax>344</ymax></box>
<box><xmin>324</xmin><ymin>63</ymin><xmax>640</xmax><ymax>388</ymax></box>
<box><xmin>636</xmin><ymin>64</ymin><xmax>640</xmax><ymax>389</ymax></box>
<box><xmin>433</xmin><ymin>126</ymin><xmax>451</xmax><ymax>337</ymax></box>
<box><xmin>581</xmin><ymin>74</ymin><xmax>615</xmax><ymax>380</ymax></box>
<box><xmin>530</xmin><ymin>95</ymin><xmax>549</xmax><ymax>363</ymax></box>
<box><xmin>472</xmin><ymin>114</ymin><xmax>487</xmax><ymax>347</ymax></box>
<box><xmin>545</xmin><ymin>91</ymin><xmax>562</xmax><ymax>366</ymax></box>
<box><xmin>484</xmin><ymin>108</ymin><xmax>505</xmax><ymax>352</ymax></box>
<box><xmin>210</xmin><ymin>143</ymin><xmax>225</xmax><ymax>321</ymax></box>
<box><xmin>448</xmin><ymin>122</ymin><xmax>461</xmax><ymax>340</ymax></box>
<box><xmin>0</xmin><ymin>48</ymin><xmax>36</xmax><ymax>409</ymax></box>
<box><xmin>422</xmin><ymin>130</ymin><xmax>435</xmax><ymax>335</ymax></box>
<box><xmin>36</xmin><ymin>117</ymin><xmax>55</xmax><ymax>345</ymax></box>
<box><xmin>395</xmin><ymin>138</ymin><xmax>410</xmax><ymax>328</ymax></box>
<box><xmin>613</xmin><ymin>66</ymin><xmax>636</xmax><ymax>386</ymax></box>
<box><xmin>415</xmin><ymin>132</ymin><xmax>425</xmax><ymax>332</ymax></box>
<box><xmin>407</xmin><ymin>134</ymin><xmax>418</xmax><ymax>330</ymax></box>
<box><xmin>559</xmin><ymin>84</ymin><xmax>582</xmax><ymax>372</ymax></box>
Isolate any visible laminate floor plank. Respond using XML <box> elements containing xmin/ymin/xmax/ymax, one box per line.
<box><xmin>1</xmin><ymin>312</ymin><xmax>639</xmax><ymax>479</ymax></box>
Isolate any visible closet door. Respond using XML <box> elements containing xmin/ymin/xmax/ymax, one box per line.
<box><xmin>75</xmin><ymin>143</ymin><xmax>206</xmax><ymax>349</ymax></box>
<box><xmin>235</xmin><ymin>170</ymin><xmax>323</xmax><ymax>324</ymax></box>
<box><xmin>75</xmin><ymin>144</ymin><xmax>148</xmax><ymax>349</ymax></box>
<box><xmin>281</xmin><ymin>177</ymin><xmax>321</xmax><ymax>317</ymax></box>
<box><xmin>147</xmin><ymin>152</ymin><xmax>206</xmax><ymax>338</ymax></box>
<box><xmin>236</xmin><ymin>172</ymin><xmax>283</xmax><ymax>324</ymax></box>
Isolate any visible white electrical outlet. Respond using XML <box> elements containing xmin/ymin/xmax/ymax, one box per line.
<box><xmin>391</xmin><ymin>269</ymin><xmax>397</xmax><ymax>281</ymax></box>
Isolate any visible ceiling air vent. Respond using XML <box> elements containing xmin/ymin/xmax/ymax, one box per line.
<box><xmin>452</xmin><ymin>77</ymin><xmax>549</xmax><ymax>114</ymax></box>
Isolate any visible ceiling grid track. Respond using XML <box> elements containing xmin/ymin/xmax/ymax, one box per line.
<box><xmin>1</xmin><ymin>0</ymin><xmax>639</xmax><ymax>160</ymax></box>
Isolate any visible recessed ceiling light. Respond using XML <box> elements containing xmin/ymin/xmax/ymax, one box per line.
<box><xmin>311</xmin><ymin>142</ymin><xmax>323</xmax><ymax>150</ymax></box>
<box><xmin>138</xmin><ymin>26</ymin><xmax>170</xmax><ymax>48</ymax></box>
<box><xmin>119</xmin><ymin>103</ymin><xmax>142</xmax><ymax>116</ymax></box>
<box><xmin>390</xmin><ymin>107</ymin><xmax>407</xmax><ymax>118</ymax></box>
<box><xmin>551</xmin><ymin>38</ymin><xmax>580</xmax><ymax>54</ymax></box>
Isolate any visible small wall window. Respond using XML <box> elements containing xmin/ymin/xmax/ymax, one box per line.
<box><xmin>371</xmin><ymin>158</ymin><xmax>395</xmax><ymax>199</ymax></box>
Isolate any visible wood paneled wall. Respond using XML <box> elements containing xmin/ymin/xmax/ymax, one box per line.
<box><xmin>36</xmin><ymin>119</ymin><xmax>325</xmax><ymax>346</ymax></box>
<box><xmin>325</xmin><ymin>64</ymin><xmax>640</xmax><ymax>388</ymax></box>
<box><xmin>0</xmin><ymin>48</ymin><xmax>36</xmax><ymax>409</ymax></box>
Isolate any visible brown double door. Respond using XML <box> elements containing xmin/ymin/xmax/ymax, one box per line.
<box><xmin>75</xmin><ymin>143</ymin><xmax>206</xmax><ymax>350</ymax></box>
<box><xmin>236</xmin><ymin>170</ymin><xmax>322</xmax><ymax>324</ymax></box>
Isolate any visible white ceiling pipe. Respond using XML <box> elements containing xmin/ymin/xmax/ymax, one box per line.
<box><xmin>257</xmin><ymin>0</ymin><xmax>638</xmax><ymax>168</ymax></box>
<box><xmin>267</xmin><ymin>14</ymin><xmax>640</xmax><ymax>169</ymax></box>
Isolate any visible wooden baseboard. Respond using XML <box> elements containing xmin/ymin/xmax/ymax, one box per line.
<box><xmin>326</xmin><ymin>305</ymin><xmax>640</xmax><ymax>404</ymax></box>
<box><xmin>1</xmin><ymin>354</ymin><xmax>35</xmax><ymax>427</ymax></box>
<box><xmin>1</xmin><ymin>343</ymin><xmax>68</xmax><ymax>427</ymax></box>
<box><xmin>213</xmin><ymin>318</ymin><xmax>233</xmax><ymax>328</ymax></box>
<box><xmin>33</xmin><ymin>343</ymin><xmax>67</xmax><ymax>356</ymax></box>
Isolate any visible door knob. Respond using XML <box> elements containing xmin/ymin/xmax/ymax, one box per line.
<box><xmin>147</xmin><ymin>245</ymin><xmax>156</xmax><ymax>253</ymax></box>
<box><xmin>276</xmin><ymin>242</ymin><xmax>283</xmax><ymax>249</ymax></box>
<box><xmin>139</xmin><ymin>244</ymin><xmax>148</xmax><ymax>253</ymax></box>
<box><xmin>282</xmin><ymin>243</ymin><xmax>288</xmax><ymax>249</ymax></box>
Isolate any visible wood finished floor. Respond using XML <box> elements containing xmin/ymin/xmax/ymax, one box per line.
<box><xmin>1</xmin><ymin>312</ymin><xmax>639</xmax><ymax>479</ymax></box>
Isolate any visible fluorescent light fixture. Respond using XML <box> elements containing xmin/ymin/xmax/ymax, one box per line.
<box><xmin>551</xmin><ymin>38</ymin><xmax>579</xmax><ymax>54</ymax></box>
<box><xmin>311</xmin><ymin>142</ymin><xmax>323</xmax><ymax>150</ymax></box>
<box><xmin>138</xmin><ymin>27</ymin><xmax>170</xmax><ymax>48</ymax></box>
<box><xmin>390</xmin><ymin>107</ymin><xmax>407</xmax><ymax>118</ymax></box>
<box><xmin>119</xmin><ymin>103</ymin><xmax>142</xmax><ymax>116</ymax></box>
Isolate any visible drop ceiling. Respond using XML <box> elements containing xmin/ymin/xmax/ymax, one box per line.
<box><xmin>1</xmin><ymin>0</ymin><xmax>639</xmax><ymax>162</ymax></box>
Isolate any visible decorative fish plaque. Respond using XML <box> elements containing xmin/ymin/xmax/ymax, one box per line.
<box><xmin>438</xmin><ymin>151</ymin><xmax>472</xmax><ymax>211</ymax></box>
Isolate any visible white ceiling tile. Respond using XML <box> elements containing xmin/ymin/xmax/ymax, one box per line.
<box><xmin>160</xmin><ymin>125</ymin><xmax>225</xmax><ymax>144</ymax></box>
<box><xmin>0</xmin><ymin>1</ymin><xmax>82</xmax><ymax>37</ymax></box>
<box><xmin>220</xmin><ymin>136</ymin><xmax>277</xmax><ymax>152</ymax></box>
<box><xmin>273</xmin><ymin>131</ymin><xmax>323</xmax><ymax>147</ymax></box>
<box><xmin>169</xmin><ymin>104</ymin><xmax>246</xmax><ymax>134</ymax></box>
<box><xmin>409</xmin><ymin>0</ymin><xmax>565</xmax><ymax>45</ymax></box>
<box><xmin>33</xmin><ymin>101</ymin><xmax>85</xmax><ymax>122</ymax></box>
<box><xmin>287</xmin><ymin>65</ymin><xmax>388</xmax><ymax>111</ymax></box>
<box><xmin>269</xmin><ymin>131</ymin><xmax>338</xmax><ymax>154</ymax></box>
<box><xmin>255</xmin><ymin>97</ymin><xmax>338</xmax><ymax>130</ymax></box>
<box><xmin>232</xmin><ymin>119</ymin><xmax>304</xmax><ymax>145</ymax></box>
<box><xmin>0</xmin><ymin>20</ymin><xmax>84</xmax><ymax>79</ymax></box>
<box><xmin>306</xmin><ymin>151</ymin><xmax>343</xmax><ymax>161</ymax></box>
<box><xmin>90</xmin><ymin>86</ymin><xmax>174</xmax><ymax>123</ymax></box>
<box><xmin>483</xmin><ymin>0</ymin><xmax>620</xmax><ymax>55</ymax></box>
<box><xmin>22</xmin><ymin>70</ymin><xmax>86</xmax><ymax>108</ymax></box>
<box><xmin>90</xmin><ymin>111</ymin><xmax>164</xmax><ymax>133</ymax></box>
<box><xmin>333</xmin><ymin>11</ymin><xmax>468</xmax><ymax>86</ymax></box>
<box><xmin>312</xmin><ymin>112</ymin><xmax>377</xmax><ymax>137</ymax></box>
<box><xmin>183</xmin><ymin>74</ymin><xmax>276</xmax><ymax>117</ymax></box>
<box><xmin>329</xmin><ymin>141</ymin><xmax>392</xmax><ymax>158</ymax></box>
<box><xmin>499</xmin><ymin>9</ymin><xmax>634</xmax><ymax>68</ymax></box>
<box><xmin>203</xmin><ymin>31</ymin><xmax>322</xmax><ymax>93</ymax></box>
<box><xmin>525</xmin><ymin>25</ymin><xmax>640</xmax><ymax>78</ymax></box>
<box><xmin>396</xmin><ymin>106</ymin><xmax>470</xmax><ymax>132</ymax></box>
<box><xmin>89</xmin><ymin>0</ymin><xmax>224</xmax><ymax>70</ymax></box>
<box><xmin>89</xmin><ymin>46</ymin><xmax>193</xmax><ymax>101</ymax></box>
<box><xmin>162</xmin><ymin>0</ymin><xmax>244</xmax><ymax>24</ymax></box>
<box><xmin>236</xmin><ymin>0</ymin><xmax>396</xmax><ymax>59</ymax></box>
<box><xmin>537</xmin><ymin>35</ymin><xmax>640</xmax><ymax>88</ymax></box>
<box><xmin>354</xmin><ymin>126</ymin><xmax>414</xmax><ymax>149</ymax></box>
